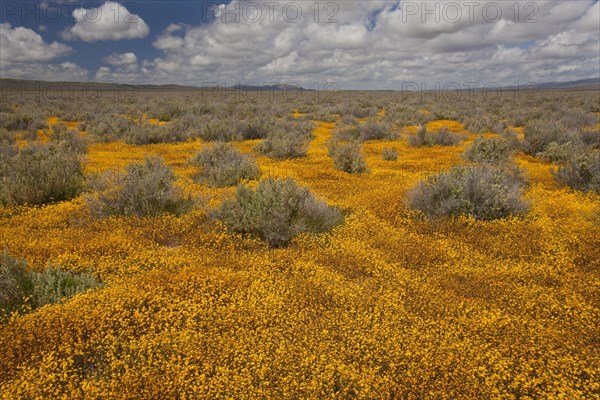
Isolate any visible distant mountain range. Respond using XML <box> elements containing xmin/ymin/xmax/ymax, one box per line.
<box><xmin>0</xmin><ymin>78</ymin><xmax>598</xmax><ymax>91</ymax></box>
<box><xmin>533</xmin><ymin>78</ymin><xmax>600</xmax><ymax>89</ymax></box>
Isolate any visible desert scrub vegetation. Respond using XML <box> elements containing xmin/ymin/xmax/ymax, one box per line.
<box><xmin>382</xmin><ymin>147</ymin><xmax>399</xmax><ymax>161</ymax></box>
<box><xmin>255</xmin><ymin>119</ymin><xmax>313</xmax><ymax>159</ymax></box>
<box><xmin>0</xmin><ymin>111</ymin><xmax>47</xmax><ymax>132</ymax></box>
<box><xmin>358</xmin><ymin>121</ymin><xmax>394</xmax><ymax>141</ymax></box>
<box><xmin>408</xmin><ymin>126</ymin><xmax>463</xmax><ymax>147</ymax></box>
<box><xmin>190</xmin><ymin>143</ymin><xmax>260</xmax><ymax>187</ymax></box>
<box><xmin>123</xmin><ymin>124</ymin><xmax>190</xmax><ymax>145</ymax></box>
<box><xmin>1</xmin><ymin>253</ymin><xmax>101</xmax><ymax>316</ymax></box>
<box><xmin>408</xmin><ymin>164</ymin><xmax>529</xmax><ymax>220</ymax></box>
<box><xmin>327</xmin><ymin>140</ymin><xmax>369</xmax><ymax>174</ymax></box>
<box><xmin>522</xmin><ymin>120</ymin><xmax>579</xmax><ymax>155</ymax></box>
<box><xmin>0</xmin><ymin>140</ymin><xmax>85</xmax><ymax>206</ymax></box>
<box><xmin>218</xmin><ymin>177</ymin><xmax>342</xmax><ymax>247</ymax></box>
<box><xmin>554</xmin><ymin>150</ymin><xmax>600</xmax><ymax>193</ymax></box>
<box><xmin>334</xmin><ymin>121</ymin><xmax>395</xmax><ymax>141</ymax></box>
<box><xmin>536</xmin><ymin>141</ymin><xmax>578</xmax><ymax>164</ymax></box>
<box><xmin>463</xmin><ymin>137</ymin><xmax>514</xmax><ymax>164</ymax></box>
<box><xmin>0</xmin><ymin>253</ymin><xmax>29</xmax><ymax>315</ymax></box>
<box><xmin>86</xmin><ymin>156</ymin><xmax>193</xmax><ymax>217</ymax></box>
<box><xmin>86</xmin><ymin>115</ymin><xmax>135</xmax><ymax>142</ymax></box>
<box><xmin>235</xmin><ymin>117</ymin><xmax>272</xmax><ymax>140</ymax></box>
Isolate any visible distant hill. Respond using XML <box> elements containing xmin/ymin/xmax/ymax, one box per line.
<box><xmin>1</xmin><ymin>77</ymin><xmax>598</xmax><ymax>92</ymax></box>
<box><xmin>535</xmin><ymin>78</ymin><xmax>600</xmax><ymax>89</ymax></box>
<box><xmin>498</xmin><ymin>78</ymin><xmax>600</xmax><ymax>91</ymax></box>
<box><xmin>0</xmin><ymin>79</ymin><xmax>311</xmax><ymax>92</ymax></box>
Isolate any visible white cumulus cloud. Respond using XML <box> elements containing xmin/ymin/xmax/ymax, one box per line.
<box><xmin>63</xmin><ymin>1</ymin><xmax>149</xmax><ymax>42</ymax></box>
<box><xmin>104</xmin><ymin>52</ymin><xmax>138</xmax><ymax>66</ymax></box>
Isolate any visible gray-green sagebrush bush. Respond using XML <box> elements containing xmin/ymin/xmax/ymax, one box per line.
<box><xmin>86</xmin><ymin>156</ymin><xmax>193</xmax><ymax>217</ymax></box>
<box><xmin>537</xmin><ymin>141</ymin><xmax>578</xmax><ymax>164</ymax></box>
<box><xmin>0</xmin><ymin>140</ymin><xmax>85</xmax><ymax>206</ymax></box>
<box><xmin>463</xmin><ymin>137</ymin><xmax>514</xmax><ymax>164</ymax></box>
<box><xmin>218</xmin><ymin>177</ymin><xmax>343</xmax><ymax>247</ymax></box>
<box><xmin>334</xmin><ymin>121</ymin><xmax>395</xmax><ymax>142</ymax></box>
<box><xmin>408</xmin><ymin>126</ymin><xmax>463</xmax><ymax>147</ymax></box>
<box><xmin>255</xmin><ymin>119</ymin><xmax>313</xmax><ymax>159</ymax></box>
<box><xmin>554</xmin><ymin>150</ymin><xmax>600</xmax><ymax>193</ymax></box>
<box><xmin>382</xmin><ymin>147</ymin><xmax>399</xmax><ymax>161</ymax></box>
<box><xmin>408</xmin><ymin>164</ymin><xmax>529</xmax><ymax>220</ymax></box>
<box><xmin>190</xmin><ymin>142</ymin><xmax>260</xmax><ymax>187</ymax></box>
<box><xmin>1</xmin><ymin>253</ymin><xmax>102</xmax><ymax>315</ymax></box>
<box><xmin>523</xmin><ymin>120</ymin><xmax>580</xmax><ymax>155</ymax></box>
<box><xmin>327</xmin><ymin>140</ymin><xmax>369</xmax><ymax>173</ymax></box>
<box><xmin>0</xmin><ymin>112</ymin><xmax>47</xmax><ymax>132</ymax></box>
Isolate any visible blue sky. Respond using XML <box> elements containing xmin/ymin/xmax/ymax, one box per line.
<box><xmin>1</xmin><ymin>1</ymin><xmax>599</xmax><ymax>89</ymax></box>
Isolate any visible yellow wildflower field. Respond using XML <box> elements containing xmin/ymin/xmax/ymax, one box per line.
<box><xmin>1</xmin><ymin>101</ymin><xmax>599</xmax><ymax>399</ymax></box>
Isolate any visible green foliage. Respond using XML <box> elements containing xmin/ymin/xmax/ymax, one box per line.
<box><xmin>523</xmin><ymin>120</ymin><xmax>579</xmax><ymax>155</ymax></box>
<box><xmin>0</xmin><ymin>141</ymin><xmax>85</xmax><ymax>206</ymax></box>
<box><xmin>86</xmin><ymin>156</ymin><xmax>193</xmax><ymax>217</ymax></box>
<box><xmin>0</xmin><ymin>253</ymin><xmax>30</xmax><ymax>314</ymax></box>
<box><xmin>554</xmin><ymin>150</ymin><xmax>600</xmax><ymax>193</ymax></box>
<box><xmin>28</xmin><ymin>266</ymin><xmax>102</xmax><ymax>309</ymax></box>
<box><xmin>536</xmin><ymin>141</ymin><xmax>577</xmax><ymax>163</ymax></box>
<box><xmin>408</xmin><ymin>126</ymin><xmax>463</xmax><ymax>147</ymax></box>
<box><xmin>218</xmin><ymin>177</ymin><xmax>343</xmax><ymax>247</ymax></box>
<box><xmin>408</xmin><ymin>164</ymin><xmax>529</xmax><ymax>220</ymax></box>
<box><xmin>382</xmin><ymin>147</ymin><xmax>399</xmax><ymax>161</ymax></box>
<box><xmin>463</xmin><ymin>137</ymin><xmax>514</xmax><ymax>164</ymax></box>
<box><xmin>1</xmin><ymin>253</ymin><xmax>101</xmax><ymax>315</ymax></box>
<box><xmin>255</xmin><ymin>120</ymin><xmax>313</xmax><ymax>159</ymax></box>
<box><xmin>123</xmin><ymin>124</ymin><xmax>190</xmax><ymax>145</ymax></box>
<box><xmin>1</xmin><ymin>112</ymin><xmax>47</xmax><ymax>132</ymax></box>
<box><xmin>191</xmin><ymin>143</ymin><xmax>260</xmax><ymax>187</ymax></box>
<box><xmin>327</xmin><ymin>140</ymin><xmax>369</xmax><ymax>174</ymax></box>
<box><xmin>358</xmin><ymin>121</ymin><xmax>394</xmax><ymax>141</ymax></box>
<box><xmin>86</xmin><ymin>115</ymin><xmax>134</xmax><ymax>142</ymax></box>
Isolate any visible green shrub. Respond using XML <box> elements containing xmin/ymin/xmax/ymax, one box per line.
<box><xmin>0</xmin><ymin>253</ymin><xmax>30</xmax><ymax>314</ymax></box>
<box><xmin>87</xmin><ymin>115</ymin><xmax>133</xmax><ymax>142</ymax></box>
<box><xmin>1</xmin><ymin>253</ymin><xmax>102</xmax><ymax>315</ymax></box>
<box><xmin>255</xmin><ymin>120</ymin><xmax>313</xmax><ymax>159</ymax></box>
<box><xmin>333</xmin><ymin>125</ymin><xmax>361</xmax><ymax>141</ymax></box>
<box><xmin>1</xmin><ymin>113</ymin><xmax>47</xmax><ymax>132</ymax></box>
<box><xmin>49</xmin><ymin>125</ymin><xmax>87</xmax><ymax>154</ymax></box>
<box><xmin>537</xmin><ymin>141</ymin><xmax>577</xmax><ymax>163</ymax></box>
<box><xmin>501</xmin><ymin>129</ymin><xmax>526</xmax><ymax>151</ymax></box>
<box><xmin>28</xmin><ymin>266</ymin><xmax>102</xmax><ymax>309</ymax></box>
<box><xmin>236</xmin><ymin>118</ymin><xmax>271</xmax><ymax>140</ymax></box>
<box><xmin>0</xmin><ymin>141</ymin><xmax>85</xmax><ymax>206</ymax></box>
<box><xmin>359</xmin><ymin>121</ymin><xmax>394</xmax><ymax>141</ymax></box>
<box><xmin>554</xmin><ymin>150</ymin><xmax>600</xmax><ymax>193</ymax></box>
<box><xmin>218</xmin><ymin>177</ymin><xmax>342</xmax><ymax>247</ymax></box>
<box><xmin>523</xmin><ymin>120</ymin><xmax>578</xmax><ymax>155</ymax></box>
<box><xmin>382</xmin><ymin>147</ymin><xmax>399</xmax><ymax>161</ymax></box>
<box><xmin>0</xmin><ymin>128</ymin><xmax>16</xmax><ymax>159</ymax></box>
<box><xmin>124</xmin><ymin>123</ymin><xmax>191</xmax><ymax>145</ymax></box>
<box><xmin>199</xmin><ymin>118</ymin><xmax>234</xmax><ymax>142</ymax></box>
<box><xmin>408</xmin><ymin>126</ymin><xmax>462</xmax><ymax>147</ymax></box>
<box><xmin>191</xmin><ymin>143</ymin><xmax>260</xmax><ymax>187</ymax></box>
<box><xmin>328</xmin><ymin>140</ymin><xmax>369</xmax><ymax>173</ymax></box>
<box><xmin>463</xmin><ymin>137</ymin><xmax>514</xmax><ymax>164</ymax></box>
<box><xmin>408</xmin><ymin>164</ymin><xmax>529</xmax><ymax>220</ymax></box>
<box><xmin>86</xmin><ymin>156</ymin><xmax>193</xmax><ymax>217</ymax></box>
<box><xmin>580</xmin><ymin>129</ymin><xmax>600</xmax><ymax>148</ymax></box>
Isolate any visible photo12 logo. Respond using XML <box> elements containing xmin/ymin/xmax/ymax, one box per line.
<box><xmin>397</xmin><ymin>1</ymin><xmax>539</xmax><ymax>24</ymax></box>
<box><xmin>201</xmin><ymin>1</ymin><xmax>340</xmax><ymax>24</ymax></box>
<box><xmin>1</xmin><ymin>1</ymin><xmax>144</xmax><ymax>25</ymax></box>
<box><xmin>0</xmin><ymin>81</ymin><xmax>138</xmax><ymax>103</ymax></box>
<box><xmin>400</xmin><ymin>81</ymin><xmax>539</xmax><ymax>102</ymax></box>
